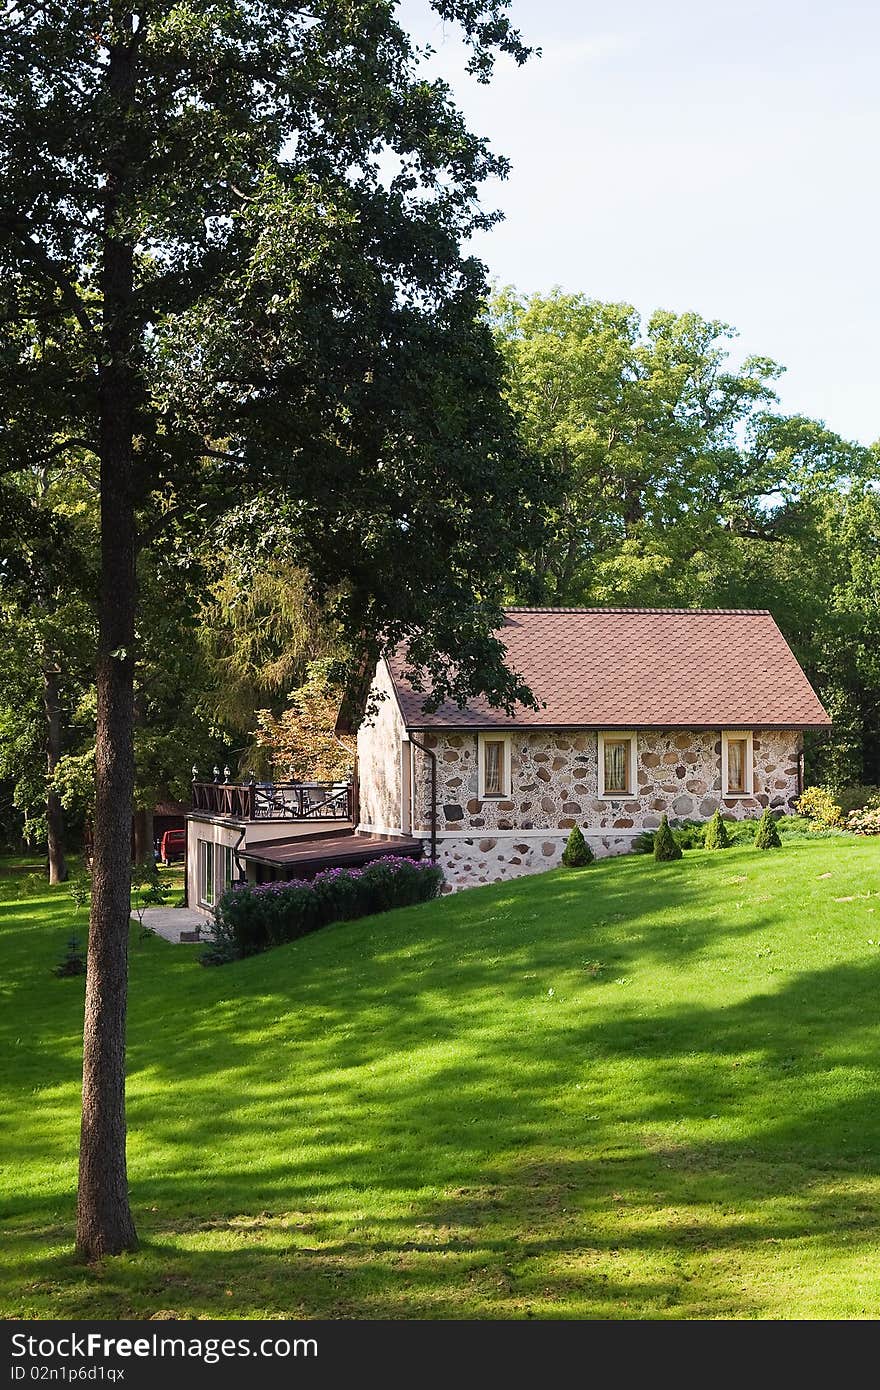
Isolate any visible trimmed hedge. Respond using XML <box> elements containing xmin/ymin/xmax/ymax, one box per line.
<box><xmin>201</xmin><ymin>855</ymin><xmax>444</xmax><ymax>965</ymax></box>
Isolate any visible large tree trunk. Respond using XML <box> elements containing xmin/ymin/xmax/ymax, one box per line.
<box><xmin>43</xmin><ymin>665</ymin><xmax>68</xmax><ymax>884</ymax></box>
<box><xmin>132</xmin><ymin>806</ymin><xmax>154</xmax><ymax>866</ymax></box>
<box><xmin>77</xmin><ymin>311</ymin><xmax>139</xmax><ymax>1258</ymax></box>
<box><xmin>76</xmin><ymin>21</ymin><xmax>139</xmax><ymax>1259</ymax></box>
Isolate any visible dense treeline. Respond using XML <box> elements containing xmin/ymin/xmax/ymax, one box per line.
<box><xmin>493</xmin><ymin>290</ymin><xmax>880</xmax><ymax>785</ymax></box>
<box><xmin>2</xmin><ymin>287</ymin><xmax>877</xmax><ymax>866</ymax></box>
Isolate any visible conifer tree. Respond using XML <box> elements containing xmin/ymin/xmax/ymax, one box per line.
<box><xmin>562</xmin><ymin>825</ymin><xmax>594</xmax><ymax>867</ymax></box>
<box><xmin>704</xmin><ymin>809</ymin><xmax>731</xmax><ymax>850</ymax></box>
<box><xmin>754</xmin><ymin>807</ymin><xmax>782</xmax><ymax>849</ymax></box>
<box><xmin>654</xmin><ymin>814</ymin><xmax>683</xmax><ymax>862</ymax></box>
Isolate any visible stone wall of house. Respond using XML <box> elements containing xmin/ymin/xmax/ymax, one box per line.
<box><xmin>357</xmin><ymin>660</ymin><xmax>405</xmax><ymax>833</ymax></box>
<box><xmin>432</xmin><ymin>831</ymin><xmax>636</xmax><ymax>893</ymax></box>
<box><xmin>413</xmin><ymin>728</ymin><xmax>802</xmax><ymax>892</ymax></box>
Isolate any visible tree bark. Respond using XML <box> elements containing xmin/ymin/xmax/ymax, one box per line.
<box><xmin>43</xmin><ymin>665</ymin><xmax>68</xmax><ymax>884</ymax></box>
<box><xmin>622</xmin><ymin>477</ymin><xmax>644</xmax><ymax>533</ymax></box>
<box><xmin>132</xmin><ymin>806</ymin><xmax>154</xmax><ymax>866</ymax></box>
<box><xmin>76</xmin><ymin>17</ymin><xmax>139</xmax><ymax>1259</ymax></box>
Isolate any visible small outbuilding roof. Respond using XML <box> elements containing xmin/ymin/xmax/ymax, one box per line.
<box><xmin>387</xmin><ymin>608</ymin><xmax>831</xmax><ymax>731</ymax></box>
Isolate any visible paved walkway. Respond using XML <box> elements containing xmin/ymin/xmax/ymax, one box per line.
<box><xmin>133</xmin><ymin>907</ymin><xmax>207</xmax><ymax>944</ymax></box>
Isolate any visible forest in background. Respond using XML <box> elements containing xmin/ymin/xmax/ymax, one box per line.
<box><xmin>2</xmin><ymin>286</ymin><xmax>877</xmax><ymax>860</ymax></box>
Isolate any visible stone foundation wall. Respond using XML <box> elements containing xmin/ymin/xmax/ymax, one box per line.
<box><xmin>432</xmin><ymin>832</ymin><xmax>633</xmax><ymax>893</ymax></box>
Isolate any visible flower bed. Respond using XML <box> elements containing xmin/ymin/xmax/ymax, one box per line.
<box><xmin>201</xmin><ymin>855</ymin><xmax>444</xmax><ymax>965</ymax></box>
<box><xmin>846</xmin><ymin>805</ymin><xmax>880</xmax><ymax>835</ymax></box>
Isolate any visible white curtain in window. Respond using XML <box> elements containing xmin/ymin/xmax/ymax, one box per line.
<box><xmin>484</xmin><ymin>740</ymin><xmax>504</xmax><ymax>796</ymax></box>
<box><xmin>728</xmin><ymin>739</ymin><xmax>746</xmax><ymax>792</ymax></box>
<box><xmin>605</xmin><ymin>740</ymin><xmax>628</xmax><ymax>793</ymax></box>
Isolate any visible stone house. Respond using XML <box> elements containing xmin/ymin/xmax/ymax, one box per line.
<box><xmin>356</xmin><ymin>607</ymin><xmax>831</xmax><ymax>892</ymax></box>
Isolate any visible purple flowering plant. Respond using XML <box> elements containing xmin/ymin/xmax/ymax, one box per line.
<box><xmin>202</xmin><ymin>854</ymin><xmax>443</xmax><ymax>965</ymax></box>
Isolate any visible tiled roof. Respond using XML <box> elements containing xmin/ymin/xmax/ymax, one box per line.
<box><xmin>388</xmin><ymin>608</ymin><xmax>831</xmax><ymax>730</ymax></box>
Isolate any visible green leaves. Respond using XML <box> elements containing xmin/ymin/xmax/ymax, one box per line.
<box><xmin>1</xmin><ymin>0</ymin><xmax>552</xmax><ymax>755</ymax></box>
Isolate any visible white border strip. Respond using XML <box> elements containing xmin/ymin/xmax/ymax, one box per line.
<box><xmin>359</xmin><ymin>823</ymin><xmax>645</xmax><ymax>840</ymax></box>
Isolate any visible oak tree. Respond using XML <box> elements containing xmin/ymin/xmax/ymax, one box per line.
<box><xmin>0</xmin><ymin>0</ymin><xmax>545</xmax><ymax>1257</ymax></box>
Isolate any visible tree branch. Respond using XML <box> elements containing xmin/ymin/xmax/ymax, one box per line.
<box><xmin>0</xmin><ymin>214</ymin><xmax>100</xmax><ymax>350</ymax></box>
<box><xmin>31</xmin><ymin>437</ymin><xmax>96</xmax><ymax>466</ymax></box>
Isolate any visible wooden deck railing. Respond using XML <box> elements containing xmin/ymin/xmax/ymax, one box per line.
<box><xmin>192</xmin><ymin>781</ymin><xmax>353</xmax><ymax>822</ymax></box>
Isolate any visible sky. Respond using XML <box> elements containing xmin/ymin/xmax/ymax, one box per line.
<box><xmin>400</xmin><ymin>0</ymin><xmax>879</xmax><ymax>444</ymax></box>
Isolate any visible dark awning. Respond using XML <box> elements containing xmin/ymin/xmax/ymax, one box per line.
<box><xmin>240</xmin><ymin>831</ymin><xmax>423</xmax><ymax>875</ymax></box>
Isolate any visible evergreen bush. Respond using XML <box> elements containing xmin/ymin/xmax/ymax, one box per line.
<box><xmin>754</xmin><ymin>807</ymin><xmax>782</xmax><ymax>849</ymax></box>
<box><xmin>562</xmin><ymin>825</ymin><xmax>594</xmax><ymax>867</ymax></box>
<box><xmin>704</xmin><ymin>810</ymin><xmax>731</xmax><ymax>850</ymax></box>
<box><xmin>54</xmin><ymin>934</ymin><xmax>86</xmax><ymax>977</ymax></box>
<box><xmin>633</xmin><ymin>820</ymin><xmax>705</xmax><ymax>853</ymax></box>
<box><xmin>653</xmin><ymin>815</ymin><xmax>683</xmax><ymax>861</ymax></box>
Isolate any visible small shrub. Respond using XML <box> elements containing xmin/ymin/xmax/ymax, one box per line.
<box><xmin>633</xmin><ymin>819</ymin><xmax>705</xmax><ymax>853</ymax></box>
<box><xmin>836</xmin><ymin>784</ymin><xmax>880</xmax><ymax>816</ymax></box>
<box><xmin>724</xmin><ymin>817</ymin><xmax>759</xmax><ymax>844</ymax></box>
<box><xmin>704</xmin><ymin>810</ymin><xmax>731</xmax><ymax>850</ymax></box>
<box><xmin>199</xmin><ymin>916</ymin><xmax>241</xmax><ymax>967</ymax></box>
<box><xmin>311</xmin><ymin>865</ymin><xmax>368</xmax><ymax>923</ymax></box>
<box><xmin>673</xmin><ymin>820</ymin><xmax>707</xmax><ymax>851</ymax></box>
<box><xmin>54</xmin><ymin>934</ymin><xmax>86</xmax><ymax>977</ymax></box>
<box><xmin>846</xmin><ymin>805</ymin><xmax>880</xmax><ymax>835</ymax></box>
<box><xmin>16</xmin><ymin>872</ymin><xmax>45</xmax><ymax>900</ymax></box>
<box><xmin>754</xmin><ymin>807</ymin><xmax>782</xmax><ymax>849</ymax></box>
<box><xmin>130</xmin><ymin>867</ymin><xmax>170</xmax><ymax>937</ymax></box>
<box><xmin>562</xmin><ymin>825</ymin><xmax>594</xmax><ymax>867</ymax></box>
<box><xmin>776</xmin><ymin>813</ymin><xmax>836</xmax><ymax>840</ymax></box>
<box><xmin>795</xmin><ymin>786</ymin><xmax>844</xmax><ymax>829</ymax></box>
<box><xmin>654</xmin><ymin>815</ymin><xmax>683</xmax><ymax>862</ymax></box>
<box><xmin>68</xmin><ymin>873</ymin><xmax>91</xmax><ymax>914</ymax></box>
<box><xmin>359</xmin><ymin>859</ymin><xmax>402</xmax><ymax>913</ymax></box>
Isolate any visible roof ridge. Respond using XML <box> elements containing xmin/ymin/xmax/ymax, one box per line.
<box><xmin>504</xmin><ymin>606</ymin><xmax>773</xmax><ymax>616</ymax></box>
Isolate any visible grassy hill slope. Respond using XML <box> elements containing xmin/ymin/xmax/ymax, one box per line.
<box><xmin>2</xmin><ymin>837</ymin><xmax>880</xmax><ymax>1319</ymax></box>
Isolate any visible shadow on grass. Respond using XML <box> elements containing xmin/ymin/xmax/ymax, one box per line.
<box><xmin>3</xmin><ymin>839</ymin><xmax>880</xmax><ymax>1317</ymax></box>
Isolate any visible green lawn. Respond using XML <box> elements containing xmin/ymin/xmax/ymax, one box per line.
<box><xmin>2</xmin><ymin>837</ymin><xmax>880</xmax><ymax>1319</ymax></box>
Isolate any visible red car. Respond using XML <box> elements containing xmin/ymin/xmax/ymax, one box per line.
<box><xmin>160</xmin><ymin>828</ymin><xmax>186</xmax><ymax>865</ymax></box>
